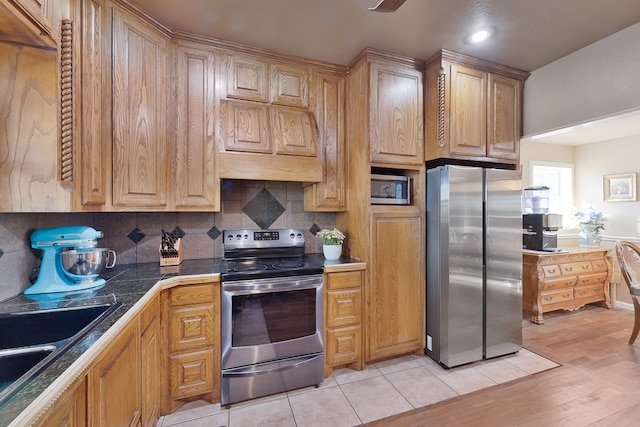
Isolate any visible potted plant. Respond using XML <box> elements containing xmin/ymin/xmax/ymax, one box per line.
<box><xmin>571</xmin><ymin>203</ymin><xmax>607</xmax><ymax>247</ymax></box>
<box><xmin>317</xmin><ymin>228</ymin><xmax>345</xmax><ymax>260</ymax></box>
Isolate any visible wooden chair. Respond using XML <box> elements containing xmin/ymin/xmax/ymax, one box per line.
<box><xmin>614</xmin><ymin>241</ymin><xmax>640</xmax><ymax>344</ymax></box>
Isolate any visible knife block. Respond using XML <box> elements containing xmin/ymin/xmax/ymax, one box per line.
<box><xmin>159</xmin><ymin>238</ymin><xmax>183</xmax><ymax>266</ymax></box>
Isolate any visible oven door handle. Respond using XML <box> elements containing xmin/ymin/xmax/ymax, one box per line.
<box><xmin>222</xmin><ymin>276</ymin><xmax>323</xmax><ymax>295</ymax></box>
<box><xmin>223</xmin><ymin>354</ymin><xmax>323</xmax><ymax>378</ymax></box>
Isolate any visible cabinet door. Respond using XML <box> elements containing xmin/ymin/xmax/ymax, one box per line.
<box><xmin>449</xmin><ymin>63</ymin><xmax>487</xmax><ymax>158</ymax></box>
<box><xmin>226</xmin><ymin>54</ymin><xmax>269</xmax><ymax>102</ymax></box>
<box><xmin>270</xmin><ymin>105</ymin><xmax>318</xmax><ymax>157</ymax></box>
<box><xmin>77</xmin><ymin>0</ymin><xmax>107</xmax><ymax>208</ymax></box>
<box><xmin>219</xmin><ymin>99</ymin><xmax>271</xmax><ymax>153</ymax></box>
<box><xmin>304</xmin><ymin>71</ymin><xmax>347</xmax><ymax>211</ymax></box>
<box><xmin>174</xmin><ymin>44</ymin><xmax>218</xmax><ymax>210</ymax></box>
<box><xmin>141</xmin><ymin>298</ymin><xmax>160</xmax><ymax>427</ymax></box>
<box><xmin>112</xmin><ymin>8</ymin><xmax>169</xmax><ymax>208</ymax></box>
<box><xmin>13</xmin><ymin>0</ymin><xmax>53</xmax><ymax>34</ymax></box>
<box><xmin>169</xmin><ymin>303</ymin><xmax>215</xmax><ymax>353</ymax></box>
<box><xmin>487</xmin><ymin>73</ymin><xmax>521</xmax><ymax>161</ymax></box>
<box><xmin>35</xmin><ymin>376</ymin><xmax>87</xmax><ymax>427</ymax></box>
<box><xmin>369</xmin><ymin>62</ymin><xmax>423</xmax><ymax>165</ymax></box>
<box><xmin>368</xmin><ymin>208</ymin><xmax>424</xmax><ymax>361</ymax></box>
<box><xmin>90</xmin><ymin>319</ymin><xmax>141</xmax><ymax>427</ymax></box>
<box><xmin>270</xmin><ymin>62</ymin><xmax>309</xmax><ymax>108</ymax></box>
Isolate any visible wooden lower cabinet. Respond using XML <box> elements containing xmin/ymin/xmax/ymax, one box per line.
<box><xmin>34</xmin><ymin>376</ymin><xmax>87</xmax><ymax>427</ymax></box>
<box><xmin>367</xmin><ymin>208</ymin><xmax>424</xmax><ymax>361</ymax></box>
<box><xmin>140</xmin><ymin>296</ymin><xmax>161</xmax><ymax>427</ymax></box>
<box><xmin>324</xmin><ymin>268</ymin><xmax>364</xmax><ymax>377</ymax></box>
<box><xmin>161</xmin><ymin>282</ymin><xmax>220</xmax><ymax>414</ymax></box>
<box><xmin>89</xmin><ymin>318</ymin><xmax>141</xmax><ymax>427</ymax></box>
<box><xmin>523</xmin><ymin>248</ymin><xmax>612</xmax><ymax>324</ymax></box>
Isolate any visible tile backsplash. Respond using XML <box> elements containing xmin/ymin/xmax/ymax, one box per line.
<box><xmin>0</xmin><ymin>180</ymin><xmax>336</xmax><ymax>301</ymax></box>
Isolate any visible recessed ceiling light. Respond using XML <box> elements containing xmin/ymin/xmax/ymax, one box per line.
<box><xmin>469</xmin><ymin>29</ymin><xmax>491</xmax><ymax>44</ymax></box>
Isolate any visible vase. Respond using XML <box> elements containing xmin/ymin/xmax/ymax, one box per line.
<box><xmin>579</xmin><ymin>225</ymin><xmax>601</xmax><ymax>248</ymax></box>
<box><xmin>323</xmin><ymin>244</ymin><xmax>342</xmax><ymax>261</ymax></box>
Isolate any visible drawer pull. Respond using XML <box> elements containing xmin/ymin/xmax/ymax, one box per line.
<box><xmin>581</xmin><ymin>265</ymin><xmax>589</xmax><ymax>270</ymax></box>
<box><xmin>549</xmin><ymin>268</ymin><xmax>556</xmax><ymax>274</ymax></box>
<box><xmin>548</xmin><ymin>284</ymin><xmax>556</xmax><ymax>289</ymax></box>
<box><xmin>577</xmin><ymin>291</ymin><xmax>586</xmax><ymax>296</ymax></box>
<box><xmin>581</xmin><ymin>279</ymin><xmax>589</xmax><ymax>284</ymax></box>
<box><xmin>564</xmin><ymin>267</ymin><xmax>573</xmax><ymax>272</ymax></box>
<box><xmin>544</xmin><ymin>296</ymin><xmax>554</xmax><ymax>302</ymax></box>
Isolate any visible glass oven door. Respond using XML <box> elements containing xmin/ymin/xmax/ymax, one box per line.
<box><xmin>221</xmin><ymin>274</ymin><xmax>324</xmax><ymax>370</ymax></box>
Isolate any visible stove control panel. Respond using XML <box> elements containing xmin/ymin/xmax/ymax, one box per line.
<box><xmin>223</xmin><ymin>229</ymin><xmax>305</xmax><ymax>250</ymax></box>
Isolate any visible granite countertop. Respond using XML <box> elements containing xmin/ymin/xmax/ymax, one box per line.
<box><xmin>0</xmin><ymin>255</ymin><xmax>364</xmax><ymax>426</ymax></box>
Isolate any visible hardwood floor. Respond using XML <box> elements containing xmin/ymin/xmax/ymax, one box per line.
<box><xmin>367</xmin><ymin>305</ymin><xmax>640</xmax><ymax>426</ymax></box>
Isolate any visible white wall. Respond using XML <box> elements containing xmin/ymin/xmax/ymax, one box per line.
<box><xmin>523</xmin><ymin>22</ymin><xmax>640</xmax><ymax>136</ymax></box>
<box><xmin>574</xmin><ymin>136</ymin><xmax>640</xmax><ymax>240</ymax></box>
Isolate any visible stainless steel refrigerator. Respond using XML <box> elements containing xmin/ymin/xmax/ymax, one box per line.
<box><xmin>426</xmin><ymin>165</ymin><xmax>522</xmax><ymax>368</ymax></box>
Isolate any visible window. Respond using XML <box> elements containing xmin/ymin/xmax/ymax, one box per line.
<box><xmin>529</xmin><ymin>161</ymin><xmax>574</xmax><ymax>229</ymax></box>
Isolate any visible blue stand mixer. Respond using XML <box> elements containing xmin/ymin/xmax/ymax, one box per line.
<box><xmin>24</xmin><ymin>226</ymin><xmax>115</xmax><ymax>295</ymax></box>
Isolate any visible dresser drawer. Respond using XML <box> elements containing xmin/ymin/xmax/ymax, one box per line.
<box><xmin>540</xmin><ymin>289</ymin><xmax>573</xmax><ymax>307</ymax></box>
<box><xmin>541</xmin><ymin>276</ymin><xmax>577</xmax><ymax>291</ymax></box>
<box><xmin>560</xmin><ymin>261</ymin><xmax>592</xmax><ymax>276</ymax></box>
<box><xmin>591</xmin><ymin>260</ymin><xmax>609</xmax><ymax>272</ymax></box>
<box><xmin>541</xmin><ymin>265</ymin><xmax>561</xmax><ymax>278</ymax></box>
<box><xmin>574</xmin><ymin>284</ymin><xmax>605</xmax><ymax>301</ymax></box>
<box><xmin>575</xmin><ymin>272</ymin><xmax>608</xmax><ymax>287</ymax></box>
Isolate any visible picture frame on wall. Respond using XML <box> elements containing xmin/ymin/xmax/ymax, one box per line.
<box><xmin>603</xmin><ymin>173</ymin><xmax>637</xmax><ymax>202</ymax></box>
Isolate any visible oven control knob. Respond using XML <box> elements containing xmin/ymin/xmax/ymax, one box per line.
<box><xmin>297</xmin><ymin>233</ymin><xmax>302</xmax><ymax>239</ymax></box>
<box><xmin>289</xmin><ymin>232</ymin><xmax>295</xmax><ymax>240</ymax></box>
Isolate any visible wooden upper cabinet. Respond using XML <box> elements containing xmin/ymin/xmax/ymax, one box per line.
<box><xmin>270</xmin><ymin>62</ymin><xmax>309</xmax><ymax>108</ymax></box>
<box><xmin>487</xmin><ymin>73</ymin><xmax>523</xmax><ymax>161</ymax></box>
<box><xmin>111</xmin><ymin>7</ymin><xmax>169</xmax><ymax>208</ymax></box>
<box><xmin>270</xmin><ymin>105</ymin><xmax>318</xmax><ymax>156</ymax></box>
<box><xmin>425</xmin><ymin>49</ymin><xmax>529</xmax><ymax>165</ymax></box>
<box><xmin>75</xmin><ymin>0</ymin><xmax>107</xmax><ymax>208</ymax></box>
<box><xmin>448</xmin><ymin>63</ymin><xmax>487</xmax><ymax>158</ymax></box>
<box><xmin>369</xmin><ymin>61</ymin><xmax>423</xmax><ymax>166</ymax></box>
<box><xmin>304</xmin><ymin>70</ymin><xmax>347</xmax><ymax>211</ymax></box>
<box><xmin>226</xmin><ymin>54</ymin><xmax>269</xmax><ymax>102</ymax></box>
<box><xmin>13</xmin><ymin>0</ymin><xmax>53</xmax><ymax>32</ymax></box>
<box><xmin>174</xmin><ymin>43</ymin><xmax>219</xmax><ymax>210</ymax></box>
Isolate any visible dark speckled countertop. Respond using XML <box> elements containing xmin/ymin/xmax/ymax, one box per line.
<box><xmin>0</xmin><ymin>255</ymin><xmax>364</xmax><ymax>426</ymax></box>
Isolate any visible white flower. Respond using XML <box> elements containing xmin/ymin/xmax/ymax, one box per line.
<box><xmin>317</xmin><ymin>228</ymin><xmax>345</xmax><ymax>245</ymax></box>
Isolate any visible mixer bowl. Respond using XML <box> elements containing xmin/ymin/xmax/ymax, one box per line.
<box><xmin>61</xmin><ymin>248</ymin><xmax>116</xmax><ymax>276</ymax></box>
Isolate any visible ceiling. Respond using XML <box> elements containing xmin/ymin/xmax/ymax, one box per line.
<box><xmin>127</xmin><ymin>0</ymin><xmax>640</xmax><ymax>144</ymax></box>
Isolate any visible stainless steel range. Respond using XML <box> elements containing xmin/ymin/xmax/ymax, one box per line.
<box><xmin>220</xmin><ymin>229</ymin><xmax>324</xmax><ymax>406</ymax></box>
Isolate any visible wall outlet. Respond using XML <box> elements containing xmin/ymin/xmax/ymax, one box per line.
<box><xmin>427</xmin><ymin>335</ymin><xmax>432</xmax><ymax>351</ymax></box>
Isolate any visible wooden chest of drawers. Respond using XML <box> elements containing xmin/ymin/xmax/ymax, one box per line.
<box><xmin>523</xmin><ymin>248</ymin><xmax>612</xmax><ymax>324</ymax></box>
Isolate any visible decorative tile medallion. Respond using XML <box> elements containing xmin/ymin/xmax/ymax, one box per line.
<box><xmin>207</xmin><ymin>226</ymin><xmax>221</xmax><ymax>240</ymax></box>
<box><xmin>242</xmin><ymin>189</ymin><xmax>286</xmax><ymax>229</ymax></box>
<box><xmin>127</xmin><ymin>228</ymin><xmax>146</xmax><ymax>244</ymax></box>
<box><xmin>310</xmin><ymin>224</ymin><xmax>321</xmax><ymax>235</ymax></box>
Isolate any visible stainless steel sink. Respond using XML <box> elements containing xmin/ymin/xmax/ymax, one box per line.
<box><xmin>0</xmin><ymin>301</ymin><xmax>121</xmax><ymax>405</ymax></box>
<box><xmin>0</xmin><ymin>304</ymin><xmax>117</xmax><ymax>349</ymax></box>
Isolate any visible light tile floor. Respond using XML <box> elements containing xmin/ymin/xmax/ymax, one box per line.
<box><xmin>157</xmin><ymin>349</ymin><xmax>558</xmax><ymax>427</ymax></box>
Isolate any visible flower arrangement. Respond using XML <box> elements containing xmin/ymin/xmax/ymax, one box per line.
<box><xmin>317</xmin><ymin>228</ymin><xmax>345</xmax><ymax>246</ymax></box>
<box><xmin>571</xmin><ymin>203</ymin><xmax>607</xmax><ymax>234</ymax></box>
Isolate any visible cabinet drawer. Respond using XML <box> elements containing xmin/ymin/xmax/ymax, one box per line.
<box><xmin>574</xmin><ymin>284</ymin><xmax>605</xmax><ymax>301</ymax></box>
<box><xmin>327</xmin><ymin>289</ymin><xmax>361</xmax><ymax>328</ymax></box>
<box><xmin>170</xmin><ymin>284</ymin><xmax>214</xmax><ymax>306</ymax></box>
<box><xmin>169</xmin><ymin>304</ymin><xmax>215</xmax><ymax>353</ymax></box>
<box><xmin>576</xmin><ymin>272</ymin><xmax>608</xmax><ymax>287</ymax></box>
<box><xmin>541</xmin><ymin>265</ymin><xmax>561</xmax><ymax>278</ymax></box>
<box><xmin>541</xmin><ymin>276</ymin><xmax>577</xmax><ymax>291</ymax></box>
<box><xmin>560</xmin><ymin>261</ymin><xmax>592</xmax><ymax>275</ymax></box>
<box><xmin>327</xmin><ymin>271</ymin><xmax>362</xmax><ymax>290</ymax></box>
<box><xmin>326</xmin><ymin>326</ymin><xmax>361</xmax><ymax>366</ymax></box>
<box><xmin>540</xmin><ymin>289</ymin><xmax>573</xmax><ymax>307</ymax></box>
<box><xmin>169</xmin><ymin>348</ymin><xmax>215</xmax><ymax>399</ymax></box>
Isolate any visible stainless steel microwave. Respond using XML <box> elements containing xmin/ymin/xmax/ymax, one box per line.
<box><xmin>371</xmin><ymin>174</ymin><xmax>410</xmax><ymax>205</ymax></box>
